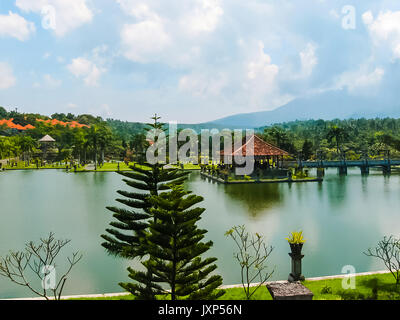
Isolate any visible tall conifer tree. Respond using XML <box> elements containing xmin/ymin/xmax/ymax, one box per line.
<box><xmin>101</xmin><ymin>115</ymin><xmax>188</xmax><ymax>299</ymax></box>
<box><xmin>121</xmin><ymin>186</ymin><xmax>225</xmax><ymax>300</ymax></box>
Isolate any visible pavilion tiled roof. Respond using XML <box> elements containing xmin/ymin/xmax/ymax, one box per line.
<box><xmin>220</xmin><ymin>134</ymin><xmax>290</xmax><ymax>157</ymax></box>
<box><xmin>39</xmin><ymin>135</ymin><xmax>56</xmax><ymax>142</ymax></box>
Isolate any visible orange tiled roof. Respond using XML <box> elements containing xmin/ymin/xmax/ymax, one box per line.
<box><xmin>36</xmin><ymin>119</ymin><xmax>90</xmax><ymax>128</ymax></box>
<box><xmin>0</xmin><ymin>118</ymin><xmax>90</xmax><ymax>130</ymax></box>
<box><xmin>0</xmin><ymin>118</ymin><xmax>34</xmax><ymax>130</ymax></box>
<box><xmin>220</xmin><ymin>134</ymin><xmax>290</xmax><ymax>157</ymax></box>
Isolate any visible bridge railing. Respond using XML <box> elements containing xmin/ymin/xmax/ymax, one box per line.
<box><xmin>283</xmin><ymin>159</ymin><xmax>400</xmax><ymax>169</ymax></box>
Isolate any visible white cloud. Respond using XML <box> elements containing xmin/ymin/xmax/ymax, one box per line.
<box><xmin>116</xmin><ymin>0</ymin><xmax>223</xmax><ymax>64</ymax></box>
<box><xmin>336</xmin><ymin>66</ymin><xmax>385</xmax><ymax>93</ymax></box>
<box><xmin>15</xmin><ymin>0</ymin><xmax>93</xmax><ymax>37</ymax></box>
<box><xmin>246</xmin><ymin>42</ymin><xmax>279</xmax><ymax>90</ymax></box>
<box><xmin>67</xmin><ymin>58</ymin><xmax>105</xmax><ymax>86</ymax></box>
<box><xmin>117</xmin><ymin>0</ymin><xmax>171</xmax><ymax>63</ymax></box>
<box><xmin>284</xmin><ymin>42</ymin><xmax>318</xmax><ymax>80</ymax></box>
<box><xmin>329</xmin><ymin>9</ymin><xmax>340</xmax><ymax>20</ymax></box>
<box><xmin>32</xmin><ymin>74</ymin><xmax>62</xmax><ymax>88</ymax></box>
<box><xmin>299</xmin><ymin>43</ymin><xmax>318</xmax><ymax>78</ymax></box>
<box><xmin>0</xmin><ymin>63</ymin><xmax>16</xmax><ymax>89</ymax></box>
<box><xmin>178</xmin><ymin>72</ymin><xmax>227</xmax><ymax>97</ymax></box>
<box><xmin>362</xmin><ymin>11</ymin><xmax>374</xmax><ymax>26</ymax></box>
<box><xmin>44</xmin><ymin>74</ymin><xmax>62</xmax><ymax>87</ymax></box>
<box><xmin>0</xmin><ymin>11</ymin><xmax>35</xmax><ymax>41</ymax></box>
<box><xmin>363</xmin><ymin>10</ymin><xmax>400</xmax><ymax>59</ymax></box>
<box><xmin>121</xmin><ymin>20</ymin><xmax>171</xmax><ymax>63</ymax></box>
<box><xmin>116</xmin><ymin>1</ymin><xmax>159</xmax><ymax>20</ymax></box>
<box><xmin>243</xmin><ymin>41</ymin><xmax>291</xmax><ymax>110</ymax></box>
<box><xmin>180</xmin><ymin>0</ymin><xmax>223</xmax><ymax>35</ymax></box>
<box><xmin>90</xmin><ymin>104</ymin><xmax>113</xmax><ymax>118</ymax></box>
<box><xmin>67</xmin><ymin>103</ymin><xmax>78</xmax><ymax>109</ymax></box>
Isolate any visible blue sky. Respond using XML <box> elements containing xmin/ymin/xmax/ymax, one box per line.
<box><xmin>0</xmin><ymin>0</ymin><xmax>400</xmax><ymax>123</ymax></box>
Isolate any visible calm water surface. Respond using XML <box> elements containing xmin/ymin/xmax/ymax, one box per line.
<box><xmin>0</xmin><ymin>168</ymin><xmax>399</xmax><ymax>298</ymax></box>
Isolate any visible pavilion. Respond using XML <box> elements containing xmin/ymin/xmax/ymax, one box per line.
<box><xmin>199</xmin><ymin>134</ymin><xmax>292</xmax><ymax>182</ymax></box>
<box><xmin>39</xmin><ymin>135</ymin><xmax>57</xmax><ymax>160</ymax></box>
<box><xmin>220</xmin><ymin>134</ymin><xmax>290</xmax><ymax>169</ymax></box>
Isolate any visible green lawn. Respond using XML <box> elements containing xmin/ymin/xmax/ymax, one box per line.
<box><xmin>70</xmin><ymin>272</ymin><xmax>400</xmax><ymax>300</ymax></box>
<box><xmin>4</xmin><ymin>161</ymin><xmax>68</xmax><ymax>170</ymax></box>
<box><xmin>180</xmin><ymin>163</ymin><xmax>201</xmax><ymax>170</ymax></box>
<box><xmin>79</xmin><ymin>162</ymin><xmax>150</xmax><ymax>172</ymax></box>
<box><xmin>304</xmin><ymin>273</ymin><xmax>400</xmax><ymax>300</ymax></box>
<box><xmin>3</xmin><ymin>161</ymin><xmax>200</xmax><ymax>172</ymax></box>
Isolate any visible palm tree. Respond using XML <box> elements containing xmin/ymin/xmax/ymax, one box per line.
<box><xmin>130</xmin><ymin>133</ymin><xmax>148</xmax><ymax>163</ymax></box>
<box><xmin>380</xmin><ymin>134</ymin><xmax>400</xmax><ymax>152</ymax></box>
<box><xmin>72</xmin><ymin>130</ymin><xmax>87</xmax><ymax>165</ymax></box>
<box><xmin>326</xmin><ymin>126</ymin><xmax>349</xmax><ymax>155</ymax></box>
<box><xmin>97</xmin><ymin>125</ymin><xmax>113</xmax><ymax>165</ymax></box>
<box><xmin>263</xmin><ymin>127</ymin><xmax>288</xmax><ymax>148</ymax></box>
<box><xmin>18</xmin><ymin>136</ymin><xmax>37</xmax><ymax>165</ymax></box>
<box><xmin>86</xmin><ymin>126</ymin><xmax>101</xmax><ymax>170</ymax></box>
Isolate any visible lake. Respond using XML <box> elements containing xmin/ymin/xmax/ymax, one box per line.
<box><xmin>0</xmin><ymin>168</ymin><xmax>398</xmax><ymax>298</ymax></box>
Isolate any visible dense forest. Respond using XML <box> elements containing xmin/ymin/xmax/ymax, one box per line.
<box><xmin>0</xmin><ymin>106</ymin><xmax>147</xmax><ymax>164</ymax></box>
<box><xmin>259</xmin><ymin>118</ymin><xmax>400</xmax><ymax>160</ymax></box>
<box><xmin>2</xmin><ymin>105</ymin><xmax>400</xmax><ymax>163</ymax></box>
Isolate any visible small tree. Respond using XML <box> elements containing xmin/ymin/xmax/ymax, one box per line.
<box><xmin>0</xmin><ymin>232</ymin><xmax>82</xmax><ymax>300</ymax></box>
<box><xmin>326</xmin><ymin>125</ymin><xmax>350</xmax><ymax>155</ymax></box>
<box><xmin>121</xmin><ymin>186</ymin><xmax>224</xmax><ymax>300</ymax></box>
<box><xmin>225</xmin><ymin>225</ymin><xmax>274</xmax><ymax>300</ymax></box>
<box><xmin>364</xmin><ymin>236</ymin><xmax>400</xmax><ymax>286</ymax></box>
<box><xmin>302</xmin><ymin>140</ymin><xmax>313</xmax><ymax>160</ymax></box>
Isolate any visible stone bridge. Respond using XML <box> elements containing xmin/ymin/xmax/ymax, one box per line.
<box><xmin>283</xmin><ymin>159</ymin><xmax>400</xmax><ymax>175</ymax></box>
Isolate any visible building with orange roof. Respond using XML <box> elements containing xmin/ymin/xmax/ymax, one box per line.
<box><xmin>35</xmin><ymin>118</ymin><xmax>90</xmax><ymax>129</ymax></box>
<box><xmin>0</xmin><ymin>119</ymin><xmax>35</xmax><ymax>131</ymax></box>
<box><xmin>215</xmin><ymin>134</ymin><xmax>291</xmax><ymax>177</ymax></box>
<box><xmin>1</xmin><ymin>117</ymin><xmax>90</xmax><ymax>131</ymax></box>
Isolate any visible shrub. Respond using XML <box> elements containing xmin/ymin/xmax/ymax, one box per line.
<box><xmin>320</xmin><ymin>285</ymin><xmax>332</xmax><ymax>294</ymax></box>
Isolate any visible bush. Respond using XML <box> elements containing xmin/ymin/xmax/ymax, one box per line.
<box><xmin>320</xmin><ymin>285</ymin><xmax>332</xmax><ymax>294</ymax></box>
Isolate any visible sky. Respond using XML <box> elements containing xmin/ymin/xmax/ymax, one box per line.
<box><xmin>0</xmin><ymin>0</ymin><xmax>400</xmax><ymax>124</ymax></box>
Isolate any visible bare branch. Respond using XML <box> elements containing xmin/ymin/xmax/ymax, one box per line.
<box><xmin>226</xmin><ymin>225</ymin><xmax>274</xmax><ymax>300</ymax></box>
<box><xmin>364</xmin><ymin>236</ymin><xmax>400</xmax><ymax>286</ymax></box>
<box><xmin>0</xmin><ymin>232</ymin><xmax>83</xmax><ymax>300</ymax></box>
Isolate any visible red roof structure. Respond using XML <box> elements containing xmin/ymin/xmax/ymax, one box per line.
<box><xmin>0</xmin><ymin>118</ymin><xmax>35</xmax><ymax>130</ymax></box>
<box><xmin>1</xmin><ymin>118</ymin><xmax>91</xmax><ymax>131</ymax></box>
<box><xmin>220</xmin><ymin>134</ymin><xmax>290</xmax><ymax>158</ymax></box>
<box><xmin>36</xmin><ymin>119</ymin><xmax>90</xmax><ymax>128</ymax></box>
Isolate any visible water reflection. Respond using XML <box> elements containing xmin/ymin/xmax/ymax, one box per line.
<box><xmin>324</xmin><ymin>172</ymin><xmax>348</xmax><ymax>209</ymax></box>
<box><xmin>223</xmin><ymin>183</ymin><xmax>284</xmax><ymax>217</ymax></box>
<box><xmin>0</xmin><ymin>168</ymin><xmax>398</xmax><ymax>298</ymax></box>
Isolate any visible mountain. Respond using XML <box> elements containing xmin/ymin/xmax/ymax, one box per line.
<box><xmin>205</xmin><ymin>90</ymin><xmax>400</xmax><ymax>128</ymax></box>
